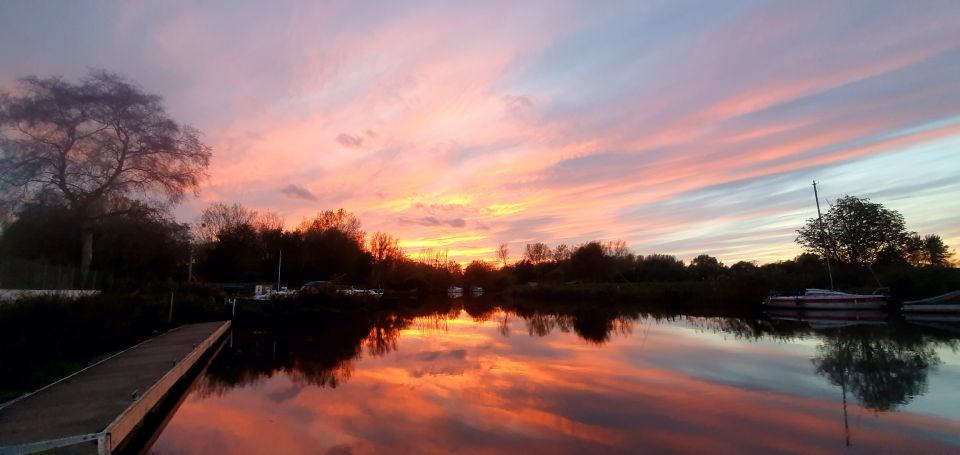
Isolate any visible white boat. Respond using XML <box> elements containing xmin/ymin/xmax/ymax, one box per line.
<box><xmin>447</xmin><ymin>286</ymin><xmax>463</xmax><ymax>297</ymax></box>
<box><xmin>337</xmin><ymin>286</ymin><xmax>383</xmax><ymax>298</ymax></box>
<box><xmin>902</xmin><ymin>291</ymin><xmax>960</xmax><ymax>313</ymax></box>
<box><xmin>470</xmin><ymin>286</ymin><xmax>483</xmax><ymax>296</ymax></box>
<box><xmin>765</xmin><ymin>289</ymin><xmax>887</xmax><ymax>310</ymax></box>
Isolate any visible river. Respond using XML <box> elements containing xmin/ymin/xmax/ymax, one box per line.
<box><xmin>149</xmin><ymin>300</ymin><xmax>960</xmax><ymax>453</ymax></box>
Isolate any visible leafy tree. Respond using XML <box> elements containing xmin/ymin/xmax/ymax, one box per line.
<box><xmin>635</xmin><ymin>254</ymin><xmax>686</xmax><ymax>281</ymax></box>
<box><xmin>0</xmin><ymin>203</ymin><xmax>189</xmax><ymax>286</ymax></box>
<box><xmin>902</xmin><ymin>233</ymin><xmax>927</xmax><ymax>266</ymax></box>
<box><xmin>730</xmin><ymin>261</ymin><xmax>758</xmax><ymax>274</ymax></box>
<box><xmin>688</xmin><ymin>254</ymin><xmax>725</xmax><ymax>280</ymax></box>
<box><xmin>0</xmin><ymin>71</ymin><xmax>211</xmax><ymax>278</ymax></box>
<box><xmin>923</xmin><ymin>234</ymin><xmax>954</xmax><ymax>266</ymax></box>
<box><xmin>796</xmin><ymin>196</ymin><xmax>906</xmax><ymax>266</ymax></box>
<box><xmin>570</xmin><ymin>242</ymin><xmax>611</xmax><ymax>282</ymax></box>
<box><xmin>0</xmin><ymin>204</ymin><xmax>79</xmax><ymax>265</ymax></box>
<box><xmin>201</xmin><ymin>223</ymin><xmax>263</xmax><ymax>282</ymax></box>
<box><xmin>875</xmin><ymin>232</ymin><xmax>946</xmax><ymax>267</ymax></box>
<box><xmin>298</xmin><ymin>210</ymin><xmax>371</xmax><ymax>283</ymax></box>
<box><xmin>464</xmin><ymin>260</ymin><xmax>495</xmax><ymax>288</ymax></box>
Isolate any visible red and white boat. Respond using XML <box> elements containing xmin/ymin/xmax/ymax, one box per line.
<box><xmin>765</xmin><ymin>182</ymin><xmax>888</xmax><ymax>311</ymax></box>
<box><xmin>764</xmin><ymin>288</ymin><xmax>887</xmax><ymax>310</ymax></box>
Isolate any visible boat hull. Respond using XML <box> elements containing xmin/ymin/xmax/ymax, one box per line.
<box><xmin>902</xmin><ymin>303</ymin><xmax>960</xmax><ymax>313</ymax></box>
<box><xmin>904</xmin><ymin>313</ymin><xmax>960</xmax><ymax>324</ymax></box>
<box><xmin>902</xmin><ymin>291</ymin><xmax>960</xmax><ymax>313</ymax></box>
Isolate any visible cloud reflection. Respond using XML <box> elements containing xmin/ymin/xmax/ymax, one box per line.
<box><xmin>152</xmin><ymin>305</ymin><xmax>960</xmax><ymax>453</ymax></box>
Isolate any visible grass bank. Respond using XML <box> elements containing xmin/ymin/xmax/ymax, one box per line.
<box><xmin>0</xmin><ymin>285</ymin><xmax>227</xmax><ymax>402</ymax></box>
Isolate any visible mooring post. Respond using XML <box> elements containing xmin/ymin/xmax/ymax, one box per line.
<box><xmin>231</xmin><ymin>298</ymin><xmax>237</xmax><ymax>317</ymax></box>
<box><xmin>168</xmin><ymin>292</ymin><xmax>174</xmax><ymax>324</ymax></box>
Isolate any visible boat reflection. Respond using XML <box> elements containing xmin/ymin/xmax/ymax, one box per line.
<box><xmin>765</xmin><ymin>309</ymin><xmax>887</xmax><ymax>329</ymax></box>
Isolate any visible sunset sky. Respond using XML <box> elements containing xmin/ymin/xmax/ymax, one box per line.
<box><xmin>2</xmin><ymin>1</ymin><xmax>959</xmax><ymax>264</ymax></box>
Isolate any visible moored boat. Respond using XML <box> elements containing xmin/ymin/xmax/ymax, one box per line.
<box><xmin>765</xmin><ymin>181</ymin><xmax>888</xmax><ymax>311</ymax></box>
<box><xmin>764</xmin><ymin>289</ymin><xmax>887</xmax><ymax>310</ymax></box>
<box><xmin>902</xmin><ymin>291</ymin><xmax>960</xmax><ymax>313</ymax></box>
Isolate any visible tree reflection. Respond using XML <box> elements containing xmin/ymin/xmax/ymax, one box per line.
<box><xmin>462</xmin><ymin>298</ymin><xmax>498</xmax><ymax>322</ymax></box>
<box><xmin>192</xmin><ymin>297</ymin><xmax>960</xmax><ymax>411</ymax></box>
<box><xmin>196</xmin><ymin>309</ymin><xmax>423</xmax><ymax>397</ymax></box>
<box><xmin>812</xmin><ymin>329</ymin><xmax>942</xmax><ymax>411</ymax></box>
<box><xmin>525</xmin><ymin>312</ymin><xmax>573</xmax><ymax>337</ymax></box>
<box><xmin>510</xmin><ymin>304</ymin><xmax>635</xmax><ymax>345</ymax></box>
<box><xmin>365</xmin><ymin>313</ymin><xmax>405</xmax><ymax>357</ymax></box>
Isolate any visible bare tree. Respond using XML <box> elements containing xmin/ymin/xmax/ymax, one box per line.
<box><xmin>196</xmin><ymin>202</ymin><xmax>258</xmax><ymax>242</ymax></box>
<box><xmin>368</xmin><ymin>231</ymin><xmax>403</xmax><ymax>263</ymax></box>
<box><xmin>298</xmin><ymin>208</ymin><xmax>365</xmax><ymax>245</ymax></box>
<box><xmin>605</xmin><ymin>240</ymin><xmax>630</xmax><ymax>258</ymax></box>
<box><xmin>523</xmin><ymin>242</ymin><xmax>552</xmax><ymax>264</ymax></box>
<box><xmin>553</xmin><ymin>243</ymin><xmax>570</xmax><ymax>262</ymax></box>
<box><xmin>0</xmin><ymin>71</ymin><xmax>211</xmax><ymax>278</ymax></box>
<box><xmin>496</xmin><ymin>243</ymin><xmax>509</xmax><ymax>267</ymax></box>
<box><xmin>253</xmin><ymin>210</ymin><xmax>285</xmax><ymax>233</ymax></box>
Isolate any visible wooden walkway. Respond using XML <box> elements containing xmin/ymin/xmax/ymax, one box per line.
<box><xmin>0</xmin><ymin>321</ymin><xmax>230</xmax><ymax>454</ymax></box>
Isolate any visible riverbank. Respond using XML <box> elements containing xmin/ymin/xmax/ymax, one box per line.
<box><xmin>0</xmin><ymin>286</ymin><xmax>225</xmax><ymax>402</ymax></box>
<box><xmin>6</xmin><ymin>270</ymin><xmax>958</xmax><ymax>402</ymax></box>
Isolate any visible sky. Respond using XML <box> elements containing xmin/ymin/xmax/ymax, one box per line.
<box><xmin>1</xmin><ymin>0</ymin><xmax>959</xmax><ymax>264</ymax></box>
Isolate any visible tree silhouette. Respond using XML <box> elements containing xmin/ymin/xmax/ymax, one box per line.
<box><xmin>923</xmin><ymin>234</ymin><xmax>954</xmax><ymax>266</ymax></box>
<box><xmin>688</xmin><ymin>254</ymin><xmax>725</xmax><ymax>280</ymax></box>
<box><xmin>0</xmin><ymin>71</ymin><xmax>211</xmax><ymax>279</ymax></box>
<box><xmin>496</xmin><ymin>243</ymin><xmax>509</xmax><ymax>268</ymax></box>
<box><xmin>523</xmin><ymin>242</ymin><xmax>552</xmax><ymax>265</ymax></box>
<box><xmin>796</xmin><ymin>196</ymin><xmax>906</xmax><ymax>267</ymax></box>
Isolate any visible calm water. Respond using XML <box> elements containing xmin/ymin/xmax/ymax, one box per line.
<box><xmin>150</xmin><ymin>301</ymin><xmax>960</xmax><ymax>454</ymax></box>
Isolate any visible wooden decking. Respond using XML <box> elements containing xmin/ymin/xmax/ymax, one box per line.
<box><xmin>0</xmin><ymin>321</ymin><xmax>230</xmax><ymax>454</ymax></box>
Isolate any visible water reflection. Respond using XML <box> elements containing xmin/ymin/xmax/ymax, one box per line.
<box><xmin>153</xmin><ymin>300</ymin><xmax>960</xmax><ymax>453</ymax></box>
<box><xmin>814</xmin><ymin>330</ymin><xmax>943</xmax><ymax>412</ymax></box>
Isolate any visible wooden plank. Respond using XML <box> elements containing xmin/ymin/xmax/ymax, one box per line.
<box><xmin>0</xmin><ymin>321</ymin><xmax>230</xmax><ymax>454</ymax></box>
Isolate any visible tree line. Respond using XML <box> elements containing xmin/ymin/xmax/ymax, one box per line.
<box><xmin>1</xmin><ymin>191</ymin><xmax>955</xmax><ymax>295</ymax></box>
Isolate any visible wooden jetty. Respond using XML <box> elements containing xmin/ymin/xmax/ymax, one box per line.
<box><xmin>0</xmin><ymin>321</ymin><xmax>230</xmax><ymax>454</ymax></box>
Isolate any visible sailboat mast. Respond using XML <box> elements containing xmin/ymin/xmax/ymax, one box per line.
<box><xmin>813</xmin><ymin>181</ymin><xmax>835</xmax><ymax>291</ymax></box>
<box><xmin>277</xmin><ymin>249</ymin><xmax>282</xmax><ymax>292</ymax></box>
